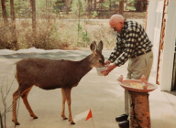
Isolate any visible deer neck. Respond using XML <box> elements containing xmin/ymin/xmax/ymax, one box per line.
<box><xmin>78</xmin><ymin>55</ymin><xmax>92</xmax><ymax>76</ymax></box>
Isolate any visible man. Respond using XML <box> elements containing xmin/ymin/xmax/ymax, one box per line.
<box><xmin>101</xmin><ymin>14</ymin><xmax>153</xmax><ymax>127</ymax></box>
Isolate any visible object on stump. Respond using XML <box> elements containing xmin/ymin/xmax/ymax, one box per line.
<box><xmin>129</xmin><ymin>91</ymin><xmax>151</xmax><ymax>128</ymax></box>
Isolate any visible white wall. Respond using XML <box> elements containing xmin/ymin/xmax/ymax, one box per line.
<box><xmin>146</xmin><ymin>0</ymin><xmax>164</xmax><ymax>83</ymax></box>
<box><xmin>160</xmin><ymin>0</ymin><xmax>176</xmax><ymax>91</ymax></box>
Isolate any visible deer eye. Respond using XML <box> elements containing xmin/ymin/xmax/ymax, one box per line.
<box><xmin>99</xmin><ymin>60</ymin><xmax>104</xmax><ymax>64</ymax></box>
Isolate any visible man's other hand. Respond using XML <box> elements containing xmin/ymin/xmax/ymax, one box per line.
<box><xmin>104</xmin><ymin>60</ymin><xmax>111</xmax><ymax>66</ymax></box>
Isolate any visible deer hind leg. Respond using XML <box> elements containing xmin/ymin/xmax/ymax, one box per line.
<box><xmin>12</xmin><ymin>89</ymin><xmax>21</xmax><ymax>125</ymax></box>
<box><xmin>64</xmin><ymin>88</ymin><xmax>75</xmax><ymax>125</ymax></box>
<box><xmin>61</xmin><ymin>88</ymin><xmax>68</xmax><ymax>120</ymax></box>
<box><xmin>21</xmin><ymin>86</ymin><xmax>38</xmax><ymax>119</ymax></box>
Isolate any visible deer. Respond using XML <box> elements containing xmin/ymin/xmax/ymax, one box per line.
<box><xmin>12</xmin><ymin>41</ymin><xmax>104</xmax><ymax>125</ymax></box>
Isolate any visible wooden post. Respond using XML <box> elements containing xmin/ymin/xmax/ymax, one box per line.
<box><xmin>129</xmin><ymin>91</ymin><xmax>151</xmax><ymax>128</ymax></box>
<box><xmin>119</xmin><ymin>0</ymin><xmax>124</xmax><ymax>15</ymax></box>
<box><xmin>30</xmin><ymin>0</ymin><xmax>37</xmax><ymax>35</ymax></box>
<box><xmin>10</xmin><ymin>0</ymin><xmax>18</xmax><ymax>50</ymax></box>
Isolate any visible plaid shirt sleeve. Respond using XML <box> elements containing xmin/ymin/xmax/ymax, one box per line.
<box><xmin>108</xmin><ymin>35</ymin><xmax>123</xmax><ymax>63</ymax></box>
<box><xmin>108</xmin><ymin>29</ymin><xmax>136</xmax><ymax>66</ymax></box>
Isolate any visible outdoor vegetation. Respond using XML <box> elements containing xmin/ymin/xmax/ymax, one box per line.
<box><xmin>0</xmin><ymin>0</ymin><xmax>147</xmax><ymax>50</ymax></box>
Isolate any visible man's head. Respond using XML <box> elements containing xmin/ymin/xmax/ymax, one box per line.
<box><xmin>109</xmin><ymin>14</ymin><xmax>125</xmax><ymax>32</ymax></box>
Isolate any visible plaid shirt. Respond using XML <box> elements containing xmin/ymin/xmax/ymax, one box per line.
<box><xmin>108</xmin><ymin>20</ymin><xmax>153</xmax><ymax>66</ymax></box>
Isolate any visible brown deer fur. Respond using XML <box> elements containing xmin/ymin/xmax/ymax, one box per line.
<box><xmin>12</xmin><ymin>41</ymin><xmax>104</xmax><ymax>125</ymax></box>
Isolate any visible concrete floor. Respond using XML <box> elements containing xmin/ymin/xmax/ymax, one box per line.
<box><xmin>0</xmin><ymin>50</ymin><xmax>176</xmax><ymax>128</ymax></box>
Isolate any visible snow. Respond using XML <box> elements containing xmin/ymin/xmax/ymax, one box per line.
<box><xmin>0</xmin><ymin>47</ymin><xmax>65</xmax><ymax>55</ymax></box>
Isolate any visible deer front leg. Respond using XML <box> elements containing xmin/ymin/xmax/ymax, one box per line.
<box><xmin>64</xmin><ymin>88</ymin><xmax>75</xmax><ymax>125</ymax></box>
<box><xmin>61</xmin><ymin>89</ymin><xmax>68</xmax><ymax>120</ymax></box>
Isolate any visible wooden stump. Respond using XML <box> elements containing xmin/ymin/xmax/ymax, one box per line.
<box><xmin>129</xmin><ymin>91</ymin><xmax>151</xmax><ymax>128</ymax></box>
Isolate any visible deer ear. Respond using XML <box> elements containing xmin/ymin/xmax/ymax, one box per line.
<box><xmin>90</xmin><ymin>41</ymin><xmax>97</xmax><ymax>52</ymax></box>
<box><xmin>97</xmin><ymin>40</ymin><xmax>103</xmax><ymax>52</ymax></box>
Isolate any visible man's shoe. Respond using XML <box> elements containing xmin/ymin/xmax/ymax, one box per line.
<box><xmin>115</xmin><ymin>114</ymin><xmax>128</xmax><ymax>122</ymax></box>
<box><xmin>118</xmin><ymin>120</ymin><xmax>129</xmax><ymax>128</ymax></box>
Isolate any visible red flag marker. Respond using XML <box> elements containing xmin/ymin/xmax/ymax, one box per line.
<box><xmin>85</xmin><ymin>109</ymin><xmax>93</xmax><ymax>121</ymax></box>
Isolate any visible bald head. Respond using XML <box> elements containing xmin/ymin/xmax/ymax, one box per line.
<box><xmin>109</xmin><ymin>14</ymin><xmax>125</xmax><ymax>32</ymax></box>
<box><xmin>109</xmin><ymin>14</ymin><xmax>125</xmax><ymax>26</ymax></box>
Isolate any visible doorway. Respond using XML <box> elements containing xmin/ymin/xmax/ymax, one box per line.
<box><xmin>171</xmin><ymin>40</ymin><xmax>176</xmax><ymax>90</ymax></box>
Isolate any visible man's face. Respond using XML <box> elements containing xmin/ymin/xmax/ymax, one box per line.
<box><xmin>110</xmin><ymin>21</ymin><xmax>124</xmax><ymax>32</ymax></box>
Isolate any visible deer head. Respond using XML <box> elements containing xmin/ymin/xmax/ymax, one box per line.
<box><xmin>89</xmin><ymin>40</ymin><xmax>104</xmax><ymax>68</ymax></box>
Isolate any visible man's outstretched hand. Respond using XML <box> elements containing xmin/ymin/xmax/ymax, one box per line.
<box><xmin>101</xmin><ymin>63</ymin><xmax>117</xmax><ymax>76</ymax></box>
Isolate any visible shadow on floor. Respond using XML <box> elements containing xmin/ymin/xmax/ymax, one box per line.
<box><xmin>163</xmin><ymin>90</ymin><xmax>176</xmax><ymax>96</ymax></box>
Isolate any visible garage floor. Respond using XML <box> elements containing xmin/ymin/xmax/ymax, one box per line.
<box><xmin>0</xmin><ymin>49</ymin><xmax>176</xmax><ymax>128</ymax></box>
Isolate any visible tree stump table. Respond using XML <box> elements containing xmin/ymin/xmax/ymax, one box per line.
<box><xmin>117</xmin><ymin>75</ymin><xmax>157</xmax><ymax>128</ymax></box>
<box><xmin>129</xmin><ymin>91</ymin><xmax>150</xmax><ymax>128</ymax></box>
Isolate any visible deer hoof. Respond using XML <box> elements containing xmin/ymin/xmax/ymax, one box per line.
<box><xmin>31</xmin><ymin>114</ymin><xmax>38</xmax><ymax>119</ymax></box>
<box><xmin>70</xmin><ymin>121</ymin><xmax>75</xmax><ymax>125</ymax></box>
<box><xmin>15</xmin><ymin>122</ymin><xmax>20</xmax><ymax>125</ymax></box>
<box><xmin>33</xmin><ymin>116</ymin><xmax>38</xmax><ymax>119</ymax></box>
<box><xmin>63</xmin><ymin>117</ymin><xmax>68</xmax><ymax>120</ymax></box>
<box><xmin>12</xmin><ymin>120</ymin><xmax>20</xmax><ymax>125</ymax></box>
<box><xmin>61</xmin><ymin>115</ymin><xmax>68</xmax><ymax>120</ymax></box>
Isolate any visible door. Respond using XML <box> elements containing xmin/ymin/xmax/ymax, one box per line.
<box><xmin>171</xmin><ymin>40</ymin><xmax>176</xmax><ymax>90</ymax></box>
